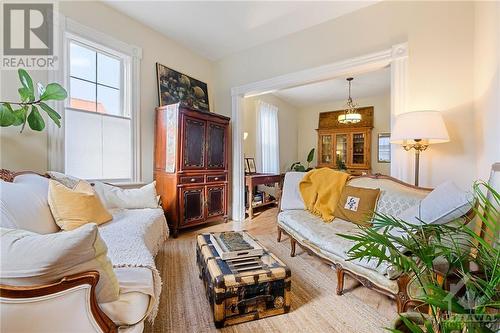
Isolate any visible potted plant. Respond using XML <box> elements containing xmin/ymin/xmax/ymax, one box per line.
<box><xmin>339</xmin><ymin>182</ymin><xmax>499</xmax><ymax>333</ymax></box>
<box><xmin>290</xmin><ymin>148</ymin><xmax>315</xmax><ymax>172</ymax></box>
<box><xmin>0</xmin><ymin>69</ymin><xmax>67</xmax><ymax>132</ymax></box>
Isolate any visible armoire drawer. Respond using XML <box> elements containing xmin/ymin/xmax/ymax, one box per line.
<box><xmin>180</xmin><ymin>175</ymin><xmax>205</xmax><ymax>184</ymax></box>
<box><xmin>206</xmin><ymin>174</ymin><xmax>226</xmax><ymax>183</ymax></box>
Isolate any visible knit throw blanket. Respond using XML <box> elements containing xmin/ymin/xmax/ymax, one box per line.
<box><xmin>299</xmin><ymin>168</ymin><xmax>349</xmax><ymax>222</ymax></box>
<box><xmin>98</xmin><ymin>208</ymin><xmax>168</xmax><ymax>323</ymax></box>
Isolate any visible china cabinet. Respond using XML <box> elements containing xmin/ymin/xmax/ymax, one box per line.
<box><xmin>316</xmin><ymin>107</ymin><xmax>373</xmax><ymax>175</ymax></box>
<box><xmin>154</xmin><ymin>104</ymin><xmax>230</xmax><ymax>237</ymax></box>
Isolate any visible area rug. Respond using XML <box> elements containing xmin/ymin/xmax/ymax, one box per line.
<box><xmin>145</xmin><ymin>232</ymin><xmax>393</xmax><ymax>333</ymax></box>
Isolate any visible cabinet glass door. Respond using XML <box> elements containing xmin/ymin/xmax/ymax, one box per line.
<box><xmin>206</xmin><ymin>122</ymin><xmax>225</xmax><ymax>169</ymax></box>
<box><xmin>335</xmin><ymin>134</ymin><xmax>348</xmax><ymax>168</ymax></box>
<box><xmin>183</xmin><ymin>117</ymin><xmax>206</xmax><ymax>169</ymax></box>
<box><xmin>351</xmin><ymin>133</ymin><xmax>366</xmax><ymax>165</ymax></box>
<box><xmin>320</xmin><ymin>135</ymin><xmax>333</xmax><ymax>164</ymax></box>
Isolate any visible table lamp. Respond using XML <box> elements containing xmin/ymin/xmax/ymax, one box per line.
<box><xmin>391</xmin><ymin>111</ymin><xmax>450</xmax><ymax>186</ymax></box>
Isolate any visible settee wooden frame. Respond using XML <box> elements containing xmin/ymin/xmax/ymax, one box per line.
<box><xmin>276</xmin><ymin>173</ymin><xmax>475</xmax><ymax>313</ymax></box>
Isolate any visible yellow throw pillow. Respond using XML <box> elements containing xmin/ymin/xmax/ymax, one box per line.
<box><xmin>48</xmin><ymin>180</ymin><xmax>112</xmax><ymax>231</ymax></box>
<box><xmin>334</xmin><ymin>186</ymin><xmax>381</xmax><ymax>227</ymax></box>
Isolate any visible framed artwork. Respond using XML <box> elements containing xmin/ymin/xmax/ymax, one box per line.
<box><xmin>377</xmin><ymin>133</ymin><xmax>391</xmax><ymax>163</ymax></box>
<box><xmin>245</xmin><ymin>158</ymin><xmax>256</xmax><ymax>174</ymax></box>
<box><xmin>156</xmin><ymin>63</ymin><xmax>210</xmax><ymax>112</ymax></box>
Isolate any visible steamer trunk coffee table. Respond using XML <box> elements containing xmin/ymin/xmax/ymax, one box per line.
<box><xmin>196</xmin><ymin>232</ymin><xmax>291</xmax><ymax>328</ymax></box>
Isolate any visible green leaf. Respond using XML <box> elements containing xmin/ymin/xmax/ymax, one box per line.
<box><xmin>307</xmin><ymin>148</ymin><xmax>315</xmax><ymax>163</ymax></box>
<box><xmin>18</xmin><ymin>68</ymin><xmax>34</xmax><ymax>95</ymax></box>
<box><xmin>18</xmin><ymin>87</ymin><xmax>33</xmax><ymax>102</ymax></box>
<box><xmin>40</xmin><ymin>83</ymin><xmax>67</xmax><ymax>101</ymax></box>
<box><xmin>27</xmin><ymin>105</ymin><xmax>45</xmax><ymax>131</ymax></box>
<box><xmin>39</xmin><ymin>102</ymin><xmax>61</xmax><ymax>127</ymax></box>
<box><xmin>12</xmin><ymin>106</ymin><xmax>28</xmax><ymax>126</ymax></box>
<box><xmin>0</xmin><ymin>103</ymin><xmax>17</xmax><ymax>127</ymax></box>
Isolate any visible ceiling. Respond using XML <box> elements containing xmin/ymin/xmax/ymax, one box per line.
<box><xmin>103</xmin><ymin>1</ymin><xmax>378</xmax><ymax>60</ymax></box>
<box><xmin>273</xmin><ymin>67</ymin><xmax>391</xmax><ymax>108</ymax></box>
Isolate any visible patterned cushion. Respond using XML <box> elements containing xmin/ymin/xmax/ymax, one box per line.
<box><xmin>347</xmin><ymin>177</ymin><xmax>429</xmax><ymax>217</ymax></box>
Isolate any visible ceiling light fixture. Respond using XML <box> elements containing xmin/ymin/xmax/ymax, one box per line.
<box><xmin>338</xmin><ymin>77</ymin><xmax>362</xmax><ymax>124</ymax></box>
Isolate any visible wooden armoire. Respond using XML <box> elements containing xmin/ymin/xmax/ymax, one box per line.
<box><xmin>154</xmin><ymin>104</ymin><xmax>230</xmax><ymax>237</ymax></box>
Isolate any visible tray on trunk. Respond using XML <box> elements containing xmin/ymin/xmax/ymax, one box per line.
<box><xmin>209</xmin><ymin>231</ymin><xmax>264</xmax><ymax>260</ymax></box>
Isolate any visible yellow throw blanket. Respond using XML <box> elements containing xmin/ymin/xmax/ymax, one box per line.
<box><xmin>299</xmin><ymin>168</ymin><xmax>349</xmax><ymax>222</ymax></box>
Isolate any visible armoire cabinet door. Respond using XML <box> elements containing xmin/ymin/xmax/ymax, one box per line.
<box><xmin>206</xmin><ymin>185</ymin><xmax>225</xmax><ymax>217</ymax></box>
<box><xmin>180</xmin><ymin>186</ymin><xmax>205</xmax><ymax>225</ymax></box>
<box><xmin>207</xmin><ymin>122</ymin><xmax>226</xmax><ymax>169</ymax></box>
<box><xmin>183</xmin><ymin>117</ymin><xmax>206</xmax><ymax>169</ymax></box>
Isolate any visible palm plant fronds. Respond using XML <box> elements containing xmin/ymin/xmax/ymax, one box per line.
<box><xmin>338</xmin><ymin>181</ymin><xmax>500</xmax><ymax>332</ymax></box>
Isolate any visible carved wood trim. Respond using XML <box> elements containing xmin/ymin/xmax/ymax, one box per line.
<box><xmin>0</xmin><ymin>271</ymin><xmax>117</xmax><ymax>333</ymax></box>
<box><xmin>0</xmin><ymin>169</ymin><xmax>49</xmax><ymax>182</ymax></box>
<box><xmin>349</xmin><ymin>173</ymin><xmax>434</xmax><ymax>192</ymax></box>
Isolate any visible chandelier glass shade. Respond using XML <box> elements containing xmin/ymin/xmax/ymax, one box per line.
<box><xmin>338</xmin><ymin>77</ymin><xmax>362</xmax><ymax>124</ymax></box>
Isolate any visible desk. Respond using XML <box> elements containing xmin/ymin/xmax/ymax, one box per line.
<box><xmin>245</xmin><ymin>173</ymin><xmax>282</xmax><ymax>219</ymax></box>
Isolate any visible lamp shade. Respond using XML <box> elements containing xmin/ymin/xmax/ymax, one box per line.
<box><xmin>390</xmin><ymin>111</ymin><xmax>450</xmax><ymax>144</ymax></box>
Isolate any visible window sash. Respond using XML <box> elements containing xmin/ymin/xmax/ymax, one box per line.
<box><xmin>63</xmin><ymin>33</ymin><xmax>134</xmax><ymax>182</ymax></box>
<box><xmin>68</xmin><ymin>39</ymin><xmax>125</xmax><ymax>118</ymax></box>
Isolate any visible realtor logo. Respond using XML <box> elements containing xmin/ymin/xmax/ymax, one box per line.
<box><xmin>1</xmin><ymin>2</ymin><xmax>58</xmax><ymax>69</ymax></box>
<box><xmin>3</xmin><ymin>3</ymin><xmax>53</xmax><ymax>55</ymax></box>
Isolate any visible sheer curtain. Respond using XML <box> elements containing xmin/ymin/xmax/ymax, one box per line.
<box><xmin>256</xmin><ymin>100</ymin><xmax>280</xmax><ymax>174</ymax></box>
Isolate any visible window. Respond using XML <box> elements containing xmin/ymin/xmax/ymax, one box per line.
<box><xmin>378</xmin><ymin>133</ymin><xmax>391</xmax><ymax>163</ymax></box>
<box><xmin>256</xmin><ymin>101</ymin><xmax>279</xmax><ymax>173</ymax></box>
<box><xmin>63</xmin><ymin>34</ymin><xmax>135</xmax><ymax>182</ymax></box>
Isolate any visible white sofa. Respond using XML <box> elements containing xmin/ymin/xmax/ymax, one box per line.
<box><xmin>0</xmin><ymin>170</ymin><xmax>168</xmax><ymax>333</ymax></box>
<box><xmin>277</xmin><ymin>172</ymin><xmax>473</xmax><ymax>313</ymax></box>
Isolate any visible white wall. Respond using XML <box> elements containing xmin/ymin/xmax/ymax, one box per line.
<box><xmin>243</xmin><ymin>94</ymin><xmax>299</xmax><ymax>173</ymax></box>
<box><xmin>297</xmin><ymin>93</ymin><xmax>391</xmax><ymax>175</ymax></box>
<box><xmin>215</xmin><ymin>1</ymin><xmax>476</xmax><ymax>189</ymax></box>
<box><xmin>474</xmin><ymin>1</ymin><xmax>500</xmax><ymax>182</ymax></box>
<box><xmin>0</xmin><ymin>1</ymin><xmax>215</xmax><ymax>183</ymax></box>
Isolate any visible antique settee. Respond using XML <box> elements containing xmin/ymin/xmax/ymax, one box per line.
<box><xmin>277</xmin><ymin>172</ymin><xmax>474</xmax><ymax>312</ymax></box>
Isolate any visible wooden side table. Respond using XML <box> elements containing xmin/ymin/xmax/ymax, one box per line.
<box><xmin>245</xmin><ymin>173</ymin><xmax>282</xmax><ymax>219</ymax></box>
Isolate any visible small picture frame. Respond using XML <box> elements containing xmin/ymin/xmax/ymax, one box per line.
<box><xmin>245</xmin><ymin>158</ymin><xmax>256</xmax><ymax>174</ymax></box>
<box><xmin>244</xmin><ymin>158</ymin><xmax>250</xmax><ymax>173</ymax></box>
<box><xmin>378</xmin><ymin>133</ymin><xmax>391</xmax><ymax>163</ymax></box>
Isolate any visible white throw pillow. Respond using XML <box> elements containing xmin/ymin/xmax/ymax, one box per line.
<box><xmin>0</xmin><ymin>223</ymin><xmax>119</xmax><ymax>303</ymax></box>
<box><xmin>0</xmin><ymin>175</ymin><xmax>59</xmax><ymax>234</ymax></box>
<box><xmin>94</xmin><ymin>181</ymin><xmax>159</xmax><ymax>209</ymax></box>
<box><xmin>280</xmin><ymin>172</ymin><xmax>306</xmax><ymax>210</ymax></box>
<box><xmin>399</xmin><ymin>181</ymin><xmax>473</xmax><ymax>225</ymax></box>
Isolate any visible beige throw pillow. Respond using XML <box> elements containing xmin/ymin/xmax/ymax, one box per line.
<box><xmin>0</xmin><ymin>224</ymin><xmax>119</xmax><ymax>303</ymax></box>
<box><xmin>48</xmin><ymin>180</ymin><xmax>112</xmax><ymax>231</ymax></box>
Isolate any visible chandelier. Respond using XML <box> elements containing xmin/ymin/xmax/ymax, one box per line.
<box><xmin>338</xmin><ymin>77</ymin><xmax>362</xmax><ymax>124</ymax></box>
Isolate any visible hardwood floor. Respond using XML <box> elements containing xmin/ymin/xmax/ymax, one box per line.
<box><xmin>145</xmin><ymin>207</ymin><xmax>397</xmax><ymax>333</ymax></box>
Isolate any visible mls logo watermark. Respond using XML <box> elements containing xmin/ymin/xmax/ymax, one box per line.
<box><xmin>1</xmin><ymin>1</ymin><xmax>58</xmax><ymax>69</ymax></box>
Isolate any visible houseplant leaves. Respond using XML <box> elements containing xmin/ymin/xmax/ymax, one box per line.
<box><xmin>0</xmin><ymin>68</ymin><xmax>66</xmax><ymax>132</ymax></box>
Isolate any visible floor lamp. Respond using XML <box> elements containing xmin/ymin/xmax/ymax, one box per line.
<box><xmin>391</xmin><ymin>111</ymin><xmax>450</xmax><ymax>186</ymax></box>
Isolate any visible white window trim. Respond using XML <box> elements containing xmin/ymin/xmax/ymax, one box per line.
<box><xmin>48</xmin><ymin>16</ymin><xmax>142</xmax><ymax>184</ymax></box>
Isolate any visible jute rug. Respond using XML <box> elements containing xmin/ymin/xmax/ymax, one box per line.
<box><xmin>144</xmin><ymin>225</ymin><xmax>394</xmax><ymax>333</ymax></box>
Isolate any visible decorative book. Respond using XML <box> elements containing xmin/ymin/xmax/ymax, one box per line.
<box><xmin>210</xmin><ymin>231</ymin><xmax>264</xmax><ymax>260</ymax></box>
<box><xmin>219</xmin><ymin>232</ymin><xmax>253</xmax><ymax>251</ymax></box>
